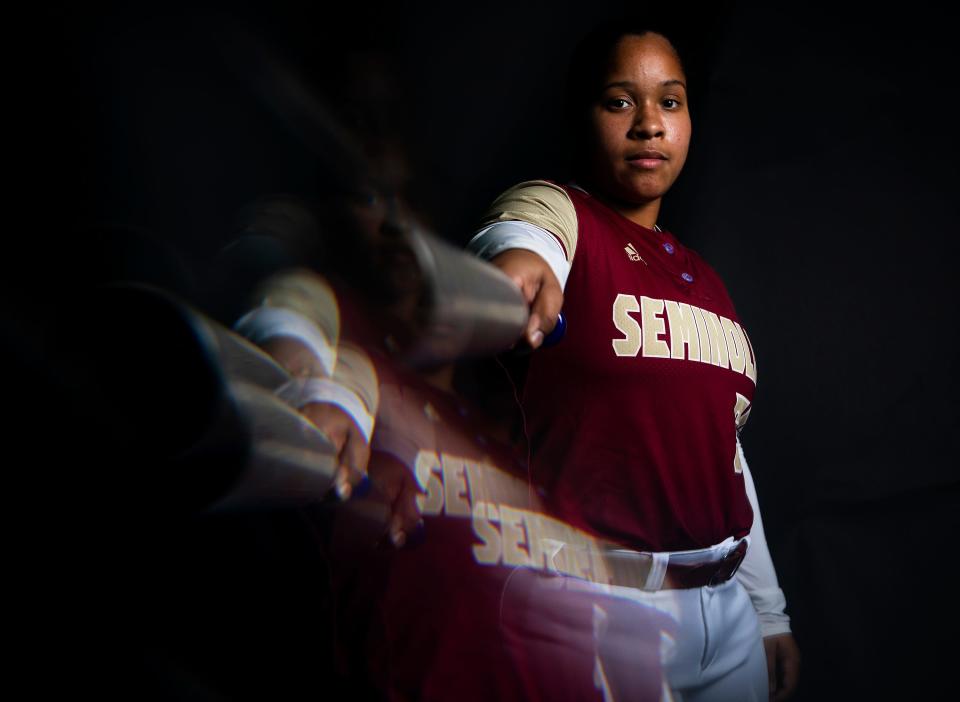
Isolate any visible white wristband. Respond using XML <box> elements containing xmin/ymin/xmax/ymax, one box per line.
<box><xmin>467</xmin><ymin>220</ymin><xmax>571</xmax><ymax>290</ymax></box>
<box><xmin>275</xmin><ymin>377</ymin><xmax>374</xmax><ymax>442</ymax></box>
<box><xmin>234</xmin><ymin>306</ymin><xmax>336</xmax><ymax>377</ymax></box>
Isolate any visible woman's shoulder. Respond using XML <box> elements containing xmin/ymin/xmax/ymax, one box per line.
<box><xmin>485</xmin><ymin>178</ymin><xmax>576</xmax><ymax>208</ymax></box>
<box><xmin>477</xmin><ymin>179</ymin><xmax>580</xmax><ymax>260</ymax></box>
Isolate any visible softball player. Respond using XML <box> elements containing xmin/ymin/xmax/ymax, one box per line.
<box><xmin>468</xmin><ymin>22</ymin><xmax>800</xmax><ymax>701</ymax></box>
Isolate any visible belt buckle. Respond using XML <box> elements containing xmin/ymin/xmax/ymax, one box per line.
<box><xmin>707</xmin><ymin>539</ymin><xmax>748</xmax><ymax>587</ymax></box>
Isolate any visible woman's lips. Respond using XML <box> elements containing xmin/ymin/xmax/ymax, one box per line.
<box><xmin>627</xmin><ymin>158</ymin><xmax>665</xmax><ymax>169</ymax></box>
<box><xmin>626</xmin><ymin>150</ymin><xmax>667</xmax><ymax>169</ymax></box>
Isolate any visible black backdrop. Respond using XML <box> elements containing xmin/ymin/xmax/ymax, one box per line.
<box><xmin>13</xmin><ymin>1</ymin><xmax>959</xmax><ymax>699</ymax></box>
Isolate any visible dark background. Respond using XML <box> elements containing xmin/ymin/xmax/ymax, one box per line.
<box><xmin>12</xmin><ymin>1</ymin><xmax>959</xmax><ymax>699</ymax></box>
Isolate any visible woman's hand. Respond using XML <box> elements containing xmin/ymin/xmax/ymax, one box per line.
<box><xmin>366</xmin><ymin>452</ymin><xmax>424</xmax><ymax>548</ymax></box>
<box><xmin>763</xmin><ymin>633</ymin><xmax>801</xmax><ymax>700</ymax></box>
<box><xmin>301</xmin><ymin>401</ymin><xmax>371</xmax><ymax>500</ymax></box>
<box><xmin>490</xmin><ymin>249</ymin><xmax>564</xmax><ymax>349</ymax></box>
<box><xmin>258</xmin><ymin>336</ymin><xmax>373</xmax><ymax>498</ymax></box>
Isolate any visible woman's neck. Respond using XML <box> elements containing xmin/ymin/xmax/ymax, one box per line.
<box><xmin>575</xmin><ymin>176</ymin><xmax>662</xmax><ymax>230</ymax></box>
<box><xmin>597</xmin><ymin>192</ymin><xmax>662</xmax><ymax>230</ymax></box>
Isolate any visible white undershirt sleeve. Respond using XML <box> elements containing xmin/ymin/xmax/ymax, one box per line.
<box><xmin>275</xmin><ymin>377</ymin><xmax>375</xmax><ymax>442</ymax></box>
<box><xmin>735</xmin><ymin>437</ymin><xmax>793</xmax><ymax>637</ymax></box>
<box><xmin>467</xmin><ymin>220</ymin><xmax>571</xmax><ymax>291</ymax></box>
<box><xmin>233</xmin><ymin>305</ymin><xmax>337</xmax><ymax>377</ymax></box>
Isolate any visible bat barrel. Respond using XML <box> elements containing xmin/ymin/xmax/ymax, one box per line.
<box><xmin>87</xmin><ymin>284</ymin><xmax>339</xmax><ymax>512</ymax></box>
<box><xmin>400</xmin><ymin>224</ymin><xmax>529</xmax><ymax>367</ymax></box>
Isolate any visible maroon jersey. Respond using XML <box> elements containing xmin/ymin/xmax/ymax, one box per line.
<box><xmin>521</xmin><ymin>182</ymin><xmax>758</xmax><ymax>552</ymax></box>
<box><xmin>330</xmin><ymin>352</ymin><xmax>668</xmax><ymax>702</ymax></box>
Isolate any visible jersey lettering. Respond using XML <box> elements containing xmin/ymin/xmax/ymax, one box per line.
<box><xmin>640</xmin><ymin>296</ymin><xmax>670</xmax><ymax>358</ymax></box>
<box><xmin>612</xmin><ymin>293</ymin><xmax>641</xmax><ymax>357</ymax></box>
<box><xmin>610</xmin><ymin>293</ymin><xmax>756</xmax><ymax>385</ymax></box>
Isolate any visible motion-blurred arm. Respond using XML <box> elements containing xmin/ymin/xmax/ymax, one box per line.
<box><xmin>234</xmin><ymin>270</ymin><xmax>378</xmax><ymax>499</ymax></box>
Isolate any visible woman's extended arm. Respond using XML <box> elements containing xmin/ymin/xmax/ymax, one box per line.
<box><xmin>466</xmin><ymin>180</ymin><xmax>577</xmax><ymax>348</ymax></box>
<box><xmin>234</xmin><ymin>271</ymin><xmax>378</xmax><ymax>500</ymax></box>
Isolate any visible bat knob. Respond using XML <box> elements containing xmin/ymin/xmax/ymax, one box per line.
<box><xmin>542</xmin><ymin>312</ymin><xmax>566</xmax><ymax>348</ymax></box>
<box><xmin>353</xmin><ymin>474</ymin><xmax>372</xmax><ymax>499</ymax></box>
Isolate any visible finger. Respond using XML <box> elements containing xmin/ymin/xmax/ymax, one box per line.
<box><xmin>508</xmin><ymin>271</ymin><xmax>540</xmax><ymax>346</ymax></box>
<box><xmin>388</xmin><ymin>515</ymin><xmax>406</xmax><ymax>547</ymax></box>
<box><xmin>774</xmin><ymin>645</ymin><xmax>801</xmax><ymax>701</ymax></box>
<box><xmin>508</xmin><ymin>273</ymin><xmax>528</xmax><ymax>299</ymax></box>
<box><xmin>397</xmin><ymin>477</ymin><xmax>423</xmax><ymax>532</ymax></box>
<box><xmin>501</xmin><ymin>266</ymin><xmax>537</xmax><ymax>303</ymax></box>
<box><xmin>526</xmin><ymin>311</ymin><xmax>543</xmax><ymax>348</ymax></box>
<box><xmin>493</xmin><ymin>262</ymin><xmax>542</xmax><ymax>305</ymax></box>
<box><xmin>404</xmin><ymin>515</ymin><xmax>426</xmax><ymax>547</ymax></box>
<box><xmin>489</xmin><ymin>251</ymin><xmax>549</xmax><ymax>347</ymax></box>
<box><xmin>333</xmin><ymin>465</ymin><xmax>352</xmax><ymax>500</ymax></box>
<box><xmin>302</xmin><ymin>403</ymin><xmax>349</xmax><ymax>452</ymax></box>
<box><xmin>528</xmin><ymin>284</ymin><xmax>563</xmax><ymax>350</ymax></box>
<box><xmin>375</xmin><ymin>466</ymin><xmax>403</xmax><ymax>504</ymax></box>
<box><xmin>389</xmin><ymin>474</ymin><xmax>425</xmax><ymax>548</ymax></box>
<box><xmin>332</xmin><ymin>460</ymin><xmax>369</xmax><ymax>501</ymax></box>
<box><xmin>491</xmin><ymin>249</ymin><xmax>538</xmax><ymax>301</ymax></box>
<box><xmin>299</xmin><ymin>404</ymin><xmax>350</xmax><ymax>499</ymax></box>
<box><xmin>323</xmin><ymin>423</ymin><xmax>349</xmax><ymax>453</ymax></box>
<box><xmin>764</xmin><ymin>639</ymin><xmax>777</xmax><ymax>698</ymax></box>
<box><xmin>334</xmin><ymin>426</ymin><xmax>371</xmax><ymax>501</ymax></box>
<box><xmin>388</xmin><ymin>516</ymin><xmax>424</xmax><ymax>549</ymax></box>
<box><xmin>341</xmin><ymin>424</ymin><xmax>371</xmax><ymax>477</ymax></box>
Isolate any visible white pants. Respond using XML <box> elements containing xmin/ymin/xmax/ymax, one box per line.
<box><xmin>600</xmin><ymin>576</ymin><xmax>768</xmax><ymax>702</ymax></box>
<box><xmin>500</xmin><ymin>539</ymin><xmax>768</xmax><ymax>702</ymax></box>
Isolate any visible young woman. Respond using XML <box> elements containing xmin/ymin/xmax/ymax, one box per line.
<box><xmin>468</xmin><ymin>21</ymin><xmax>801</xmax><ymax>701</ymax></box>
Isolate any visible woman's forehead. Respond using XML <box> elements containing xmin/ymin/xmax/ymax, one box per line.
<box><xmin>604</xmin><ymin>34</ymin><xmax>686</xmax><ymax>85</ymax></box>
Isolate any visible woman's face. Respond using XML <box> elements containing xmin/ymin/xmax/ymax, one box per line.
<box><xmin>584</xmin><ymin>33</ymin><xmax>691</xmax><ymax>207</ymax></box>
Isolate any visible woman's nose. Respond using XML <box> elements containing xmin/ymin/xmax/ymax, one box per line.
<box><xmin>630</xmin><ymin>101</ymin><xmax>665</xmax><ymax>138</ymax></box>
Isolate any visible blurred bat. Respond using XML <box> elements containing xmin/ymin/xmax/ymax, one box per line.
<box><xmin>88</xmin><ymin>283</ymin><xmax>339</xmax><ymax>512</ymax></box>
<box><xmin>215</xmin><ymin>23</ymin><xmax>531</xmax><ymax>366</ymax></box>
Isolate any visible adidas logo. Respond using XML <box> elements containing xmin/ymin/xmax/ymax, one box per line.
<box><xmin>624</xmin><ymin>243</ymin><xmax>646</xmax><ymax>264</ymax></box>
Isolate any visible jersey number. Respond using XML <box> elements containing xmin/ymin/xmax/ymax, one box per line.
<box><xmin>733</xmin><ymin>393</ymin><xmax>752</xmax><ymax>473</ymax></box>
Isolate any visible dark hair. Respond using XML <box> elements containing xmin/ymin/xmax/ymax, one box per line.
<box><xmin>563</xmin><ymin>16</ymin><xmax>695</xmax><ymax>175</ymax></box>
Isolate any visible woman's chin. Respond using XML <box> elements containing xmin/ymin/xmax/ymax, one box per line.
<box><xmin>612</xmin><ymin>185</ymin><xmax>664</xmax><ymax>208</ymax></box>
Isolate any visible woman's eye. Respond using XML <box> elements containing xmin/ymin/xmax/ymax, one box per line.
<box><xmin>606</xmin><ymin>98</ymin><xmax>631</xmax><ymax>110</ymax></box>
<box><xmin>663</xmin><ymin>98</ymin><xmax>682</xmax><ymax>109</ymax></box>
